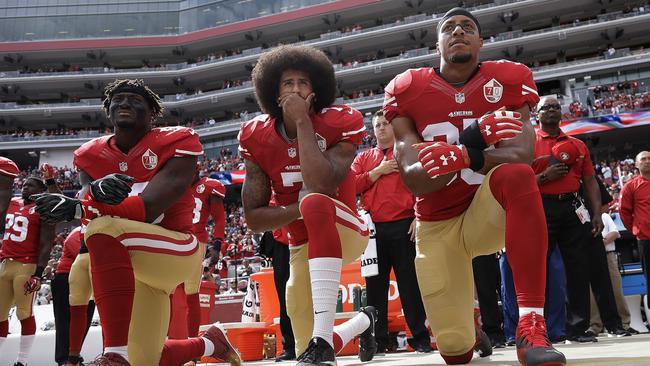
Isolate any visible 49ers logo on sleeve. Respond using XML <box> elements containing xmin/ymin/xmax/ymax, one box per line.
<box><xmin>483</xmin><ymin>78</ymin><xmax>503</xmax><ymax>103</ymax></box>
<box><xmin>142</xmin><ymin>149</ymin><xmax>158</xmax><ymax>170</ymax></box>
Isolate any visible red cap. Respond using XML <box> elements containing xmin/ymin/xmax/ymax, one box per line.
<box><xmin>551</xmin><ymin>139</ymin><xmax>580</xmax><ymax>165</ymax></box>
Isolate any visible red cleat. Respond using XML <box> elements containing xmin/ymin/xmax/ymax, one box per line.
<box><xmin>202</xmin><ymin>323</ymin><xmax>242</xmax><ymax>366</ymax></box>
<box><xmin>516</xmin><ymin>312</ymin><xmax>566</xmax><ymax>366</ymax></box>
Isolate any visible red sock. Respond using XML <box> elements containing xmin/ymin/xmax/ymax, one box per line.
<box><xmin>0</xmin><ymin>319</ymin><xmax>8</xmax><ymax>337</ymax></box>
<box><xmin>333</xmin><ymin>332</ymin><xmax>343</xmax><ymax>353</ymax></box>
<box><xmin>186</xmin><ymin>293</ymin><xmax>201</xmax><ymax>337</ymax></box>
<box><xmin>300</xmin><ymin>194</ymin><xmax>342</xmax><ymax>259</ymax></box>
<box><xmin>159</xmin><ymin>338</ymin><xmax>204</xmax><ymax>366</ymax></box>
<box><xmin>489</xmin><ymin>164</ymin><xmax>547</xmax><ymax>308</ymax></box>
<box><xmin>69</xmin><ymin>305</ymin><xmax>88</xmax><ymax>354</ymax></box>
<box><xmin>441</xmin><ymin>349</ymin><xmax>474</xmax><ymax>364</ymax></box>
<box><xmin>86</xmin><ymin>233</ymin><xmax>134</xmax><ymax>348</ymax></box>
<box><xmin>20</xmin><ymin>316</ymin><xmax>36</xmax><ymax>335</ymax></box>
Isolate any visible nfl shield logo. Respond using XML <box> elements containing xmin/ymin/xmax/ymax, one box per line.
<box><xmin>483</xmin><ymin>78</ymin><xmax>503</xmax><ymax>103</ymax></box>
<box><xmin>142</xmin><ymin>149</ymin><xmax>158</xmax><ymax>170</ymax></box>
<box><xmin>119</xmin><ymin>162</ymin><xmax>128</xmax><ymax>172</ymax></box>
<box><xmin>288</xmin><ymin>147</ymin><xmax>297</xmax><ymax>158</ymax></box>
<box><xmin>315</xmin><ymin>133</ymin><xmax>327</xmax><ymax>152</ymax></box>
<box><xmin>196</xmin><ymin>184</ymin><xmax>205</xmax><ymax>194</ymax></box>
<box><xmin>455</xmin><ymin>93</ymin><xmax>465</xmax><ymax>104</ymax></box>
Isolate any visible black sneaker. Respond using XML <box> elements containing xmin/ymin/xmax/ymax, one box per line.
<box><xmin>275</xmin><ymin>350</ymin><xmax>296</xmax><ymax>362</ymax></box>
<box><xmin>359</xmin><ymin>306</ymin><xmax>378</xmax><ymax>362</ymax></box>
<box><xmin>567</xmin><ymin>332</ymin><xmax>598</xmax><ymax>343</ymax></box>
<box><xmin>607</xmin><ymin>327</ymin><xmax>631</xmax><ymax>337</ymax></box>
<box><xmin>296</xmin><ymin>337</ymin><xmax>336</xmax><ymax>366</ymax></box>
<box><xmin>626</xmin><ymin>327</ymin><xmax>640</xmax><ymax>335</ymax></box>
<box><xmin>474</xmin><ymin>328</ymin><xmax>493</xmax><ymax>357</ymax></box>
<box><xmin>13</xmin><ymin>363</ymin><xmax>26</xmax><ymax>366</ymax></box>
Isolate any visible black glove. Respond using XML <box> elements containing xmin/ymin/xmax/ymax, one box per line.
<box><xmin>90</xmin><ymin>173</ymin><xmax>134</xmax><ymax>205</ymax></box>
<box><xmin>31</xmin><ymin>193</ymin><xmax>83</xmax><ymax>224</ymax></box>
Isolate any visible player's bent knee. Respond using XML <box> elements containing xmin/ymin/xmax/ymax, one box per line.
<box><xmin>84</xmin><ymin>216</ymin><xmax>124</xmax><ymax>239</ymax></box>
<box><xmin>490</xmin><ymin>163</ymin><xmax>538</xmax><ymax>198</ymax></box>
<box><xmin>299</xmin><ymin>193</ymin><xmax>335</xmax><ymax>217</ymax></box>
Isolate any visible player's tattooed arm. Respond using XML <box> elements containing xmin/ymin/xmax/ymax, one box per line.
<box><xmin>392</xmin><ymin>116</ymin><xmax>455</xmax><ymax>195</ymax></box>
<box><xmin>480</xmin><ymin>104</ymin><xmax>535</xmax><ymax>172</ymax></box>
<box><xmin>140</xmin><ymin>156</ymin><xmax>196</xmax><ymax>222</ymax></box>
<box><xmin>295</xmin><ymin>121</ymin><xmax>356</xmax><ymax>195</ymax></box>
<box><xmin>242</xmin><ymin>159</ymin><xmax>300</xmax><ymax>232</ymax></box>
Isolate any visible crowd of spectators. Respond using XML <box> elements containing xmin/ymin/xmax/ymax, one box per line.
<box><xmin>595</xmin><ymin>157</ymin><xmax>641</xmax><ymax>212</ymax></box>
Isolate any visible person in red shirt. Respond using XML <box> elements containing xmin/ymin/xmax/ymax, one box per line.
<box><xmin>32</xmin><ymin>79</ymin><xmax>240</xmax><ymax>366</ymax></box>
<box><xmin>51</xmin><ymin>226</ymin><xmax>96</xmax><ymax>366</ymax></box>
<box><xmin>385</xmin><ymin>8</ymin><xmax>565</xmax><ymax>365</ymax></box>
<box><xmin>240</xmin><ymin>45</ymin><xmax>376</xmax><ymax>365</ymax></box>
<box><xmin>532</xmin><ymin>95</ymin><xmax>609</xmax><ymax>342</ymax></box>
<box><xmin>351</xmin><ymin>110</ymin><xmax>430</xmax><ymax>354</ymax></box>
<box><xmin>620</xmin><ymin>151</ymin><xmax>650</xmax><ymax>296</ymax></box>
<box><xmin>0</xmin><ymin>177</ymin><xmax>55</xmax><ymax>366</ymax></box>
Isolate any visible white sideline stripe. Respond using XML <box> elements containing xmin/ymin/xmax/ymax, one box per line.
<box><xmin>120</xmin><ymin>236</ymin><xmax>198</xmax><ymax>252</ymax></box>
<box><xmin>0</xmin><ymin>168</ymin><xmax>18</xmax><ymax>177</ymax></box>
<box><xmin>335</xmin><ymin>206</ymin><xmax>368</xmax><ymax>232</ymax></box>
<box><xmin>522</xmin><ymin>84</ymin><xmax>538</xmax><ymax>95</ymax></box>
<box><xmin>342</xmin><ymin>126</ymin><xmax>367</xmax><ymax>136</ymax></box>
<box><xmin>175</xmin><ymin>149</ymin><xmax>203</xmax><ymax>156</ymax></box>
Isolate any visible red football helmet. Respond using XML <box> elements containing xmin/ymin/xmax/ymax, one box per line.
<box><xmin>551</xmin><ymin>139</ymin><xmax>580</xmax><ymax>165</ymax></box>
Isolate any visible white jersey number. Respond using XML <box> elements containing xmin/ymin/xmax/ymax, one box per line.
<box><xmin>420</xmin><ymin>119</ymin><xmax>484</xmax><ymax>186</ymax></box>
<box><xmin>192</xmin><ymin>197</ymin><xmax>203</xmax><ymax>224</ymax></box>
<box><xmin>3</xmin><ymin>214</ymin><xmax>29</xmax><ymax>243</ymax></box>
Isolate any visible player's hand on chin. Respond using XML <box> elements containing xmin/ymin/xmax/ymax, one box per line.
<box><xmin>279</xmin><ymin>93</ymin><xmax>315</xmax><ymax>124</ymax></box>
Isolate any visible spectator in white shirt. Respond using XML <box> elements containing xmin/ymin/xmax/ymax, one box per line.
<box><xmin>588</xmin><ymin>209</ymin><xmax>639</xmax><ymax>334</ymax></box>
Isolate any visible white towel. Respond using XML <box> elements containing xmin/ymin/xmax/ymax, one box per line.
<box><xmin>360</xmin><ymin>211</ymin><xmax>379</xmax><ymax>278</ymax></box>
<box><xmin>241</xmin><ymin>279</ymin><xmax>258</xmax><ymax>322</ymax></box>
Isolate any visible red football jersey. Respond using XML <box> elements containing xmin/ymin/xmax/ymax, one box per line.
<box><xmin>238</xmin><ymin>105</ymin><xmax>366</xmax><ymax>245</ymax></box>
<box><xmin>74</xmin><ymin>127</ymin><xmax>203</xmax><ymax>233</ymax></box>
<box><xmin>192</xmin><ymin>177</ymin><xmax>226</xmax><ymax>243</ymax></box>
<box><xmin>383</xmin><ymin>61</ymin><xmax>540</xmax><ymax>221</ymax></box>
<box><xmin>1</xmin><ymin>198</ymin><xmax>42</xmax><ymax>263</ymax></box>
<box><xmin>56</xmin><ymin>227</ymin><xmax>82</xmax><ymax>274</ymax></box>
<box><xmin>0</xmin><ymin>157</ymin><xmax>19</xmax><ymax>178</ymax></box>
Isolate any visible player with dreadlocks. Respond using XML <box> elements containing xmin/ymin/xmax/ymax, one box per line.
<box><xmin>33</xmin><ymin>79</ymin><xmax>241</xmax><ymax>366</ymax></box>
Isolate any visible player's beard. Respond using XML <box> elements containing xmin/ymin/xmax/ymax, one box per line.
<box><xmin>450</xmin><ymin>52</ymin><xmax>472</xmax><ymax>64</ymax></box>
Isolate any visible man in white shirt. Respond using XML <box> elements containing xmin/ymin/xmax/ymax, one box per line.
<box><xmin>588</xmin><ymin>209</ymin><xmax>639</xmax><ymax>335</ymax></box>
<box><xmin>602</xmin><ymin>165</ymin><xmax>613</xmax><ymax>186</ymax></box>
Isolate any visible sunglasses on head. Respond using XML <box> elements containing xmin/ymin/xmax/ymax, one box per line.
<box><xmin>539</xmin><ymin>104</ymin><xmax>561</xmax><ymax>111</ymax></box>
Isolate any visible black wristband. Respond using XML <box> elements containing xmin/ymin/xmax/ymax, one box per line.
<box><xmin>459</xmin><ymin>121</ymin><xmax>488</xmax><ymax>150</ymax></box>
<box><xmin>34</xmin><ymin>266</ymin><xmax>45</xmax><ymax>278</ymax></box>
<box><xmin>45</xmin><ymin>178</ymin><xmax>56</xmax><ymax>186</ymax></box>
<box><xmin>466</xmin><ymin>147</ymin><xmax>485</xmax><ymax>172</ymax></box>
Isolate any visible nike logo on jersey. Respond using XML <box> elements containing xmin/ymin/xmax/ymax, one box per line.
<box><xmin>51</xmin><ymin>196</ymin><xmax>67</xmax><ymax>212</ymax></box>
<box><xmin>314</xmin><ymin>310</ymin><xmax>328</xmax><ymax>315</ymax></box>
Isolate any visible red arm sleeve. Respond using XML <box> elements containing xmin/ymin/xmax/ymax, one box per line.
<box><xmin>619</xmin><ymin>182</ymin><xmax>635</xmax><ymax>232</ymax></box>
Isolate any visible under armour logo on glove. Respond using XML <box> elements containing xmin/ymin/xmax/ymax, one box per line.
<box><xmin>414</xmin><ymin>142</ymin><xmax>470</xmax><ymax>178</ymax></box>
<box><xmin>439</xmin><ymin>151</ymin><xmax>458</xmax><ymax>166</ymax></box>
<box><xmin>477</xmin><ymin>110</ymin><xmax>523</xmax><ymax>146</ymax></box>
